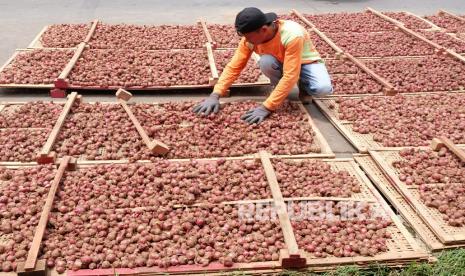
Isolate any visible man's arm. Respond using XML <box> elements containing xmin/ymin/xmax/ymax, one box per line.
<box><xmin>213</xmin><ymin>38</ymin><xmax>253</xmax><ymax>96</ymax></box>
<box><xmin>262</xmin><ymin>37</ymin><xmax>304</xmax><ymax>110</ymax></box>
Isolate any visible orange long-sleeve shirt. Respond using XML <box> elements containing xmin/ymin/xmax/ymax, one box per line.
<box><xmin>213</xmin><ymin>20</ymin><xmax>321</xmax><ymax>110</ymax></box>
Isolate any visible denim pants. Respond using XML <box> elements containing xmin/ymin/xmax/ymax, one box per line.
<box><xmin>259</xmin><ymin>54</ymin><xmax>333</xmax><ymax>96</ymax></box>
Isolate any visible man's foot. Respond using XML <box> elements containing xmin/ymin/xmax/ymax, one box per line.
<box><xmin>298</xmin><ymin>89</ymin><xmax>313</xmax><ymax>104</ymax></box>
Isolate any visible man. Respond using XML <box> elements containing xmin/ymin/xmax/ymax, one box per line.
<box><xmin>193</xmin><ymin>7</ymin><xmax>333</xmax><ymax>124</ymax></box>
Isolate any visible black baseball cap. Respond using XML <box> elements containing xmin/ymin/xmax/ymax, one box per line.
<box><xmin>235</xmin><ymin>7</ymin><xmax>278</xmax><ymax>35</ymax></box>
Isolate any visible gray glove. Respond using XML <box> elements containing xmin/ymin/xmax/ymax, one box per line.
<box><xmin>241</xmin><ymin>105</ymin><xmax>271</xmax><ymax>124</ymax></box>
<box><xmin>192</xmin><ymin>93</ymin><xmax>220</xmax><ymax>115</ymax></box>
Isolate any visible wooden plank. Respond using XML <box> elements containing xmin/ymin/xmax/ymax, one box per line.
<box><xmin>367</xmin><ymin>8</ymin><xmax>445</xmax><ymax>49</ymax></box>
<box><xmin>0</xmin><ymin>83</ymin><xmax>54</xmax><ymax>89</ymax></box>
<box><xmin>400</xmin><ymin>27</ymin><xmax>446</xmax><ymax>50</ymax></box>
<box><xmin>291</xmin><ymin>9</ymin><xmax>344</xmax><ymax>54</ymax></box>
<box><xmin>284</xmin><ymin>196</ymin><xmax>376</xmax><ymax>203</ymax></box>
<box><xmin>54</xmin><ymin>42</ymin><xmax>87</xmax><ymax>88</ymax></box>
<box><xmin>67</xmin><ymin>83</ymin><xmax>213</xmax><ymax>90</ymax></box>
<box><xmin>404</xmin><ymin>11</ymin><xmax>442</xmax><ymax>30</ymax></box>
<box><xmin>439</xmin><ymin>9</ymin><xmax>465</xmax><ymax>23</ymax></box>
<box><xmin>445</xmin><ymin>49</ymin><xmax>465</xmax><ymax>64</ymax></box>
<box><xmin>259</xmin><ymin>151</ymin><xmax>306</xmax><ymax>268</ymax></box>
<box><xmin>67</xmin><ymin>260</ymin><xmax>282</xmax><ymax>276</ymax></box>
<box><xmin>24</xmin><ymin>156</ymin><xmax>72</xmax><ymax>270</ymax></box>
<box><xmin>354</xmin><ymin>154</ymin><xmax>454</xmax><ymax>252</ymax></box>
<box><xmin>292</xmin><ymin>10</ymin><xmax>396</xmax><ymax>95</ymax></box>
<box><xmin>198</xmin><ymin>19</ymin><xmax>214</xmax><ymax>45</ymax></box>
<box><xmin>350</xmin><ymin>160</ymin><xmax>424</xmax><ymax>253</ymax></box>
<box><xmin>117</xmin><ymin>97</ymin><xmax>169</xmax><ymax>155</ymax></box>
<box><xmin>369</xmin><ymin>150</ymin><xmax>457</xmax><ymax>244</ymax></box>
<box><xmin>83</xmin><ymin>19</ymin><xmax>99</xmax><ymax>43</ymax></box>
<box><xmin>27</xmin><ymin>25</ymin><xmax>49</xmax><ymax>48</ymax></box>
<box><xmin>342</xmin><ymin>53</ymin><xmax>396</xmax><ymax>94</ymax></box>
<box><xmin>37</xmin><ymin>92</ymin><xmax>78</xmax><ymax>164</ymax></box>
<box><xmin>296</xmin><ymin>102</ymin><xmax>334</xmax><ymax>157</ymax></box>
<box><xmin>206</xmin><ymin>42</ymin><xmax>219</xmax><ymax>85</ymax></box>
<box><xmin>434</xmin><ymin>137</ymin><xmax>465</xmax><ymax>162</ymax></box>
<box><xmin>366</xmin><ymin>7</ymin><xmax>403</xmax><ymax>26</ymax></box>
<box><xmin>259</xmin><ymin>151</ymin><xmax>284</xmax><ymax>202</ymax></box>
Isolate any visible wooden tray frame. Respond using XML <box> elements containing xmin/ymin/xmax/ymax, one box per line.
<box><xmin>367</xmin><ymin>7</ymin><xmax>465</xmax><ymax>64</ymax></box>
<box><xmin>0</xmin><ymin>48</ymin><xmax>76</xmax><ymax>89</ymax></box>
<box><xmin>369</xmin><ymin>147</ymin><xmax>465</xmax><ymax>244</ymax></box>
<box><xmin>354</xmin><ymin>153</ymin><xmax>465</xmax><ymax>252</ymax></box>
<box><xmin>268</xmin><ymin>155</ymin><xmax>428</xmax><ymax>270</ymax></box>
<box><xmin>27</xmin><ymin>20</ymin><xmax>99</xmax><ymax>49</ymax></box>
<box><xmin>211</xmin><ymin>48</ymin><xmax>271</xmax><ymax>88</ymax></box>
<box><xmin>130</xmin><ymin>100</ymin><xmax>334</xmax><ymax>160</ymax></box>
<box><xmin>314</xmin><ymin>95</ymin><xmax>465</xmax><ymax>153</ymax></box>
<box><xmin>0</xmin><ymin>98</ymin><xmax>333</xmax><ymax>165</ymax></box>
<box><xmin>291</xmin><ymin>9</ymin><xmax>396</xmax><ymax>96</ymax></box>
<box><xmin>0</xmin><ymin>152</ymin><xmax>430</xmax><ymax>275</ymax></box>
<box><xmin>0</xmin><ymin>100</ymin><xmax>69</xmax><ymax>166</ymax></box>
<box><xmin>0</xmin><ymin>162</ymin><xmax>64</xmax><ymax>275</ymax></box>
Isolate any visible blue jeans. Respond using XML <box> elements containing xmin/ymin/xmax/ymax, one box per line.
<box><xmin>259</xmin><ymin>54</ymin><xmax>333</xmax><ymax>96</ymax></box>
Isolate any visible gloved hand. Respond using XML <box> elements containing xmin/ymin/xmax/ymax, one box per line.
<box><xmin>241</xmin><ymin>105</ymin><xmax>271</xmax><ymax>124</ymax></box>
<box><xmin>192</xmin><ymin>93</ymin><xmax>220</xmax><ymax>115</ymax></box>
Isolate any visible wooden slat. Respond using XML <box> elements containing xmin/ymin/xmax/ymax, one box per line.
<box><xmin>292</xmin><ymin>8</ymin><xmax>395</xmax><ymax>95</ymax></box>
<box><xmin>0</xmin><ymin>83</ymin><xmax>54</xmax><ymax>89</ymax></box>
<box><xmin>367</xmin><ymin>7</ymin><xmax>447</xmax><ymax>52</ymax></box>
<box><xmin>439</xmin><ymin>9</ymin><xmax>465</xmax><ymax>23</ymax></box>
<box><xmin>291</xmin><ymin>9</ymin><xmax>344</xmax><ymax>54</ymax></box>
<box><xmin>284</xmin><ymin>196</ymin><xmax>376</xmax><ymax>203</ymax></box>
<box><xmin>27</xmin><ymin>25</ymin><xmax>49</xmax><ymax>48</ymax></box>
<box><xmin>84</xmin><ymin>19</ymin><xmax>99</xmax><ymax>43</ymax></box>
<box><xmin>354</xmin><ymin>154</ymin><xmax>463</xmax><ymax>251</ymax></box>
<box><xmin>404</xmin><ymin>11</ymin><xmax>442</xmax><ymax>30</ymax></box>
<box><xmin>38</xmin><ymin>92</ymin><xmax>78</xmax><ymax>159</ymax></box>
<box><xmin>445</xmin><ymin>49</ymin><xmax>465</xmax><ymax>64</ymax></box>
<box><xmin>258</xmin><ymin>151</ymin><xmax>303</xmax><ymax>266</ymax></box>
<box><xmin>342</xmin><ymin>53</ymin><xmax>396</xmax><ymax>94</ymax></box>
<box><xmin>55</xmin><ymin>42</ymin><xmax>87</xmax><ymax>87</ymax></box>
<box><xmin>118</xmin><ymin>98</ymin><xmax>169</xmax><ymax>155</ymax></box>
<box><xmin>365</xmin><ymin>7</ymin><xmax>403</xmax><ymax>26</ymax></box>
<box><xmin>206</xmin><ymin>42</ymin><xmax>219</xmax><ymax>85</ymax></box>
<box><xmin>369</xmin><ymin>150</ymin><xmax>458</xmax><ymax>244</ymax></box>
<box><xmin>431</xmin><ymin>137</ymin><xmax>465</xmax><ymax>162</ymax></box>
<box><xmin>350</xmin><ymin>160</ymin><xmax>424</xmax><ymax>253</ymax></box>
<box><xmin>198</xmin><ymin>19</ymin><xmax>214</xmax><ymax>44</ymax></box>
<box><xmin>24</xmin><ymin>156</ymin><xmax>72</xmax><ymax>270</ymax></box>
<box><xmin>259</xmin><ymin>151</ymin><xmax>284</xmax><ymax>202</ymax></box>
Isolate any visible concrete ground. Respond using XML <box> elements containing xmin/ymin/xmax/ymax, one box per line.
<box><xmin>0</xmin><ymin>0</ymin><xmax>464</xmax><ymax>156</ymax></box>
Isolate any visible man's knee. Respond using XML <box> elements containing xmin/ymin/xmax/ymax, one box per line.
<box><xmin>300</xmin><ymin>81</ymin><xmax>333</xmax><ymax>96</ymax></box>
<box><xmin>312</xmin><ymin>82</ymin><xmax>333</xmax><ymax>96</ymax></box>
<box><xmin>259</xmin><ymin>55</ymin><xmax>281</xmax><ymax>75</ymax></box>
